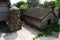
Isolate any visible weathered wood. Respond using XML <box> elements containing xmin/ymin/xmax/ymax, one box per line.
<box><xmin>0</xmin><ymin>0</ymin><xmax>9</xmax><ymax>2</ymax></box>
<box><xmin>24</xmin><ymin>8</ymin><xmax>58</xmax><ymax>30</ymax></box>
<box><xmin>0</xmin><ymin>2</ymin><xmax>9</xmax><ymax>21</ymax></box>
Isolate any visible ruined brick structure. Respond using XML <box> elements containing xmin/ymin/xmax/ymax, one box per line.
<box><xmin>7</xmin><ymin>6</ymin><xmax>22</xmax><ymax>31</ymax></box>
<box><xmin>0</xmin><ymin>0</ymin><xmax>22</xmax><ymax>31</ymax></box>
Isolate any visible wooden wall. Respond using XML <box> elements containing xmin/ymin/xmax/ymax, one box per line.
<box><xmin>0</xmin><ymin>0</ymin><xmax>9</xmax><ymax>2</ymax></box>
<box><xmin>0</xmin><ymin>3</ymin><xmax>9</xmax><ymax>21</ymax></box>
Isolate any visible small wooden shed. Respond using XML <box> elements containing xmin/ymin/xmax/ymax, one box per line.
<box><xmin>24</xmin><ymin>8</ymin><xmax>58</xmax><ymax>30</ymax></box>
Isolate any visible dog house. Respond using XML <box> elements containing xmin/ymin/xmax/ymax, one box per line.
<box><xmin>7</xmin><ymin>6</ymin><xmax>22</xmax><ymax>31</ymax></box>
<box><xmin>24</xmin><ymin>8</ymin><xmax>58</xmax><ymax>30</ymax></box>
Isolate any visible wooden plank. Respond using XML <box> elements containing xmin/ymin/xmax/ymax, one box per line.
<box><xmin>0</xmin><ymin>0</ymin><xmax>9</xmax><ymax>2</ymax></box>
<box><xmin>0</xmin><ymin>3</ymin><xmax>9</xmax><ymax>21</ymax></box>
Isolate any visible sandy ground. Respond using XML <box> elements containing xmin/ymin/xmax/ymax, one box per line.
<box><xmin>0</xmin><ymin>19</ymin><xmax>60</xmax><ymax>40</ymax></box>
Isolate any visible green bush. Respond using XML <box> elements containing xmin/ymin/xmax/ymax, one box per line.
<box><xmin>33</xmin><ymin>24</ymin><xmax>60</xmax><ymax>40</ymax></box>
<box><xmin>20</xmin><ymin>4</ymin><xmax>29</xmax><ymax>10</ymax></box>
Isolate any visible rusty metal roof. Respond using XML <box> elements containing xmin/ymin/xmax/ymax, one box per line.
<box><xmin>24</xmin><ymin>8</ymin><xmax>52</xmax><ymax>20</ymax></box>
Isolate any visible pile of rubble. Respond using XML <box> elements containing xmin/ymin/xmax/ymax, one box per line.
<box><xmin>6</xmin><ymin>6</ymin><xmax>22</xmax><ymax>32</ymax></box>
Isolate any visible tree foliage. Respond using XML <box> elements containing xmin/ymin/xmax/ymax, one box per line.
<box><xmin>20</xmin><ymin>4</ymin><xmax>29</xmax><ymax>10</ymax></box>
<box><xmin>44</xmin><ymin>1</ymin><xmax>55</xmax><ymax>9</ymax></box>
<box><xmin>16</xmin><ymin>1</ymin><xmax>25</xmax><ymax>8</ymax></box>
<box><xmin>38</xmin><ymin>1</ymin><xmax>55</xmax><ymax>9</ymax></box>
<box><xmin>27</xmin><ymin>0</ymin><xmax>39</xmax><ymax>7</ymax></box>
<box><xmin>55</xmin><ymin>0</ymin><xmax>60</xmax><ymax>8</ymax></box>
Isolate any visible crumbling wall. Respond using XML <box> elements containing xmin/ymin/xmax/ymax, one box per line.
<box><xmin>7</xmin><ymin>10</ymin><xmax>22</xmax><ymax>31</ymax></box>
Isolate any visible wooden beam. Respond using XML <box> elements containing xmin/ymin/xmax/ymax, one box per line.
<box><xmin>0</xmin><ymin>0</ymin><xmax>9</xmax><ymax>2</ymax></box>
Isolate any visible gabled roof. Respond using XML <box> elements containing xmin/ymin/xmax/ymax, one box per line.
<box><xmin>24</xmin><ymin>8</ymin><xmax>56</xmax><ymax>20</ymax></box>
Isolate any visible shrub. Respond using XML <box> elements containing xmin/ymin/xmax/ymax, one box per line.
<box><xmin>20</xmin><ymin>4</ymin><xmax>29</xmax><ymax>10</ymax></box>
<box><xmin>33</xmin><ymin>24</ymin><xmax>60</xmax><ymax>40</ymax></box>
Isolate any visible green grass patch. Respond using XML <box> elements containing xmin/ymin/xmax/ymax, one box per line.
<box><xmin>33</xmin><ymin>24</ymin><xmax>60</xmax><ymax>40</ymax></box>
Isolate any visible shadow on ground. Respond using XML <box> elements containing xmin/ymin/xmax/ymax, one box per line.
<box><xmin>0</xmin><ymin>21</ymin><xmax>18</xmax><ymax>40</ymax></box>
<box><xmin>0</xmin><ymin>22</ymin><xmax>59</xmax><ymax>40</ymax></box>
<box><xmin>23</xmin><ymin>23</ymin><xmax>59</xmax><ymax>39</ymax></box>
<box><xmin>23</xmin><ymin>23</ymin><xmax>40</xmax><ymax>35</ymax></box>
<box><xmin>0</xmin><ymin>32</ymin><xmax>18</xmax><ymax>40</ymax></box>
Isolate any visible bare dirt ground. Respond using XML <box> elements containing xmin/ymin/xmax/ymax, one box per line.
<box><xmin>0</xmin><ymin>19</ymin><xmax>60</xmax><ymax>40</ymax></box>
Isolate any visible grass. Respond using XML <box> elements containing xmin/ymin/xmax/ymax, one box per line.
<box><xmin>33</xmin><ymin>24</ymin><xmax>60</xmax><ymax>40</ymax></box>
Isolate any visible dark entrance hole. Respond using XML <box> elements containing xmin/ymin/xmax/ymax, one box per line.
<box><xmin>47</xmin><ymin>19</ymin><xmax>51</xmax><ymax>25</ymax></box>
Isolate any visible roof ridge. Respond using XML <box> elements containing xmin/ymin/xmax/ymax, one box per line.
<box><xmin>24</xmin><ymin>8</ymin><xmax>52</xmax><ymax>20</ymax></box>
